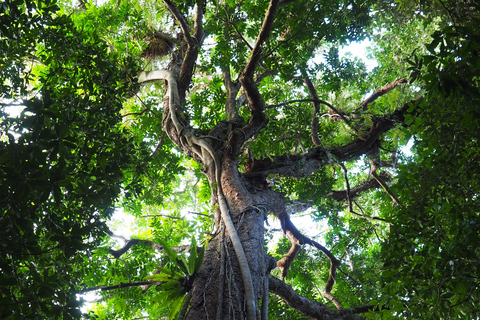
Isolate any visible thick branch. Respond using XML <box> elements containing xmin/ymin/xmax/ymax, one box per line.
<box><xmin>237</xmin><ymin>0</ymin><xmax>280</xmax><ymax>148</ymax></box>
<box><xmin>279</xmin><ymin>214</ymin><xmax>343</xmax><ymax>309</ymax></box>
<box><xmin>303</xmin><ymin>71</ymin><xmax>322</xmax><ymax>147</ymax></box>
<box><xmin>223</xmin><ymin>69</ymin><xmax>242</xmax><ymax>122</ymax></box>
<box><xmin>245</xmin><ymin>100</ymin><xmax>418</xmax><ymax>178</ymax></box>
<box><xmin>164</xmin><ymin>0</ymin><xmax>205</xmax><ymax>104</ymax></box>
<box><xmin>164</xmin><ymin>0</ymin><xmax>192</xmax><ymax>42</ymax></box>
<box><xmin>268</xmin><ymin>276</ymin><xmax>366</xmax><ymax>320</ymax></box>
<box><xmin>106</xmin><ymin>230</ymin><xmax>190</xmax><ymax>258</ymax></box>
<box><xmin>276</xmin><ymin>237</ymin><xmax>302</xmax><ymax>280</ymax></box>
<box><xmin>138</xmin><ymin>70</ymin><xmax>204</xmax><ymax>161</ymax></box>
<box><xmin>354</xmin><ymin>78</ymin><xmax>407</xmax><ymax>112</ymax></box>
<box><xmin>243</xmin><ymin>0</ymin><xmax>280</xmax><ymax>78</ymax></box>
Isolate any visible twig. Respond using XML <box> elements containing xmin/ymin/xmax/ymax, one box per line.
<box><xmin>78</xmin><ymin>281</ymin><xmax>162</xmax><ymax>293</ymax></box>
<box><xmin>150</xmin><ymin>132</ymin><xmax>165</xmax><ymax>157</ymax></box>
<box><xmin>268</xmin><ymin>98</ymin><xmax>353</xmax><ymax>128</ymax></box>
<box><xmin>370</xmin><ymin>161</ymin><xmax>402</xmax><ymax>207</ymax></box>
<box><xmin>302</xmin><ymin>70</ymin><xmax>322</xmax><ymax>147</ymax></box>
<box><xmin>337</xmin><ymin>267</ymin><xmax>361</xmax><ymax>287</ymax></box>
<box><xmin>278</xmin><ymin>214</ymin><xmax>343</xmax><ymax>309</ymax></box>
<box><xmin>140</xmin><ymin>214</ymin><xmax>184</xmax><ymax>220</ymax></box>
<box><xmin>188</xmin><ymin>211</ymin><xmax>213</xmax><ymax>218</ymax></box>
<box><xmin>222</xmin><ymin>8</ymin><xmax>253</xmax><ymax>50</ymax></box>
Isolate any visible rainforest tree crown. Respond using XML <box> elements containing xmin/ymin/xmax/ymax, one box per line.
<box><xmin>1</xmin><ymin>0</ymin><xmax>479</xmax><ymax>319</ymax></box>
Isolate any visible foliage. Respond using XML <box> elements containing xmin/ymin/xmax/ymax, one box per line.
<box><xmin>0</xmin><ymin>1</ymin><xmax>146</xmax><ymax>319</ymax></box>
<box><xmin>1</xmin><ymin>0</ymin><xmax>479</xmax><ymax>319</ymax></box>
<box><xmin>145</xmin><ymin>238</ymin><xmax>205</xmax><ymax>319</ymax></box>
<box><xmin>380</xmin><ymin>11</ymin><xmax>480</xmax><ymax>318</ymax></box>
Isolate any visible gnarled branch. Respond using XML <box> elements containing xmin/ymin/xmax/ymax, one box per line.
<box><xmin>269</xmin><ymin>276</ymin><xmax>367</xmax><ymax>320</ymax></box>
<box><xmin>245</xmin><ymin>100</ymin><xmax>419</xmax><ymax>178</ymax></box>
<box><xmin>278</xmin><ymin>214</ymin><xmax>343</xmax><ymax>309</ymax></box>
<box><xmin>354</xmin><ymin>78</ymin><xmax>407</xmax><ymax>112</ymax></box>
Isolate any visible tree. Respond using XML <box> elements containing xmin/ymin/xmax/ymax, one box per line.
<box><xmin>1</xmin><ymin>0</ymin><xmax>479</xmax><ymax>319</ymax></box>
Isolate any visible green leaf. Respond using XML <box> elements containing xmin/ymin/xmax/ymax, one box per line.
<box><xmin>194</xmin><ymin>245</ymin><xmax>205</xmax><ymax>274</ymax></box>
<box><xmin>188</xmin><ymin>237</ymin><xmax>197</xmax><ymax>275</ymax></box>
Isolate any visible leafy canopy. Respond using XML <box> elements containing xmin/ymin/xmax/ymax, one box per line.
<box><xmin>1</xmin><ymin>0</ymin><xmax>479</xmax><ymax>319</ymax></box>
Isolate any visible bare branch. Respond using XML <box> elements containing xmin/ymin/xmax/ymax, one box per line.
<box><xmin>276</xmin><ymin>237</ymin><xmax>302</xmax><ymax>280</ymax></box>
<box><xmin>269</xmin><ymin>276</ymin><xmax>366</xmax><ymax>320</ymax></box>
<box><xmin>221</xmin><ymin>8</ymin><xmax>253</xmax><ymax>50</ymax></box>
<box><xmin>105</xmin><ymin>230</ymin><xmax>191</xmax><ymax>258</ymax></box>
<box><xmin>108</xmin><ymin>238</ymin><xmax>163</xmax><ymax>258</ymax></box>
<box><xmin>164</xmin><ymin>0</ymin><xmax>205</xmax><ymax>105</ymax></box>
<box><xmin>150</xmin><ymin>132</ymin><xmax>165</xmax><ymax>157</ymax></box>
<box><xmin>370</xmin><ymin>161</ymin><xmax>402</xmax><ymax>207</ymax></box>
<box><xmin>268</xmin><ymin>98</ymin><xmax>353</xmax><ymax>128</ymax></box>
<box><xmin>325</xmin><ymin>172</ymin><xmax>391</xmax><ymax>201</ymax></box>
<box><xmin>78</xmin><ymin>281</ymin><xmax>163</xmax><ymax>293</ymax></box>
<box><xmin>278</xmin><ymin>214</ymin><xmax>343</xmax><ymax>309</ymax></box>
<box><xmin>140</xmin><ymin>214</ymin><xmax>184</xmax><ymax>220</ymax></box>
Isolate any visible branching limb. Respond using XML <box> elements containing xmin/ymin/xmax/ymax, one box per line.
<box><xmin>336</xmin><ymin>163</ymin><xmax>389</xmax><ymax>222</ymax></box>
<box><xmin>164</xmin><ymin>0</ymin><xmax>204</xmax><ymax>104</ymax></box>
<box><xmin>269</xmin><ymin>276</ymin><xmax>366</xmax><ymax>320</ymax></box>
<box><xmin>232</xmin><ymin>0</ymin><xmax>281</xmax><ymax>162</ymax></box>
<box><xmin>285</xmin><ymin>199</ymin><xmax>313</xmax><ymax>215</ymax></box>
<box><xmin>223</xmin><ymin>68</ymin><xmax>242</xmax><ymax>122</ymax></box>
<box><xmin>278</xmin><ymin>214</ymin><xmax>343</xmax><ymax>309</ymax></box>
<box><xmin>221</xmin><ymin>7</ymin><xmax>253</xmax><ymax>50</ymax></box>
<box><xmin>138</xmin><ymin>69</ymin><xmax>255</xmax><ymax>318</ymax></box>
<box><xmin>303</xmin><ymin>70</ymin><xmax>322</xmax><ymax>147</ymax></box>
<box><xmin>164</xmin><ymin>0</ymin><xmax>193</xmax><ymax>43</ymax></box>
<box><xmin>106</xmin><ymin>229</ymin><xmax>191</xmax><ymax>258</ymax></box>
<box><xmin>150</xmin><ymin>132</ymin><xmax>165</xmax><ymax>157</ymax></box>
<box><xmin>243</xmin><ymin>0</ymin><xmax>280</xmax><ymax>78</ymax></box>
<box><xmin>354</xmin><ymin>78</ymin><xmax>407</xmax><ymax>112</ymax></box>
<box><xmin>138</xmin><ymin>71</ymin><xmax>182</xmax><ymax>131</ymax></box>
<box><xmin>276</xmin><ymin>236</ymin><xmax>302</xmax><ymax>280</ymax></box>
<box><xmin>245</xmin><ymin>99</ymin><xmax>419</xmax><ymax>178</ymax></box>
<box><xmin>325</xmin><ymin>172</ymin><xmax>390</xmax><ymax>201</ymax></box>
<box><xmin>370</xmin><ymin>161</ymin><xmax>402</xmax><ymax>207</ymax></box>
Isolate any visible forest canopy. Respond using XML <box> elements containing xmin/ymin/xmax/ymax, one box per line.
<box><xmin>1</xmin><ymin>0</ymin><xmax>479</xmax><ymax>319</ymax></box>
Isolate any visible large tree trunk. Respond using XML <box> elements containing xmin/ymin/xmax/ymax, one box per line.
<box><xmin>139</xmin><ymin>2</ymin><xmax>410</xmax><ymax>318</ymax></box>
<box><xmin>186</xmin><ymin>156</ymin><xmax>279</xmax><ymax>319</ymax></box>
